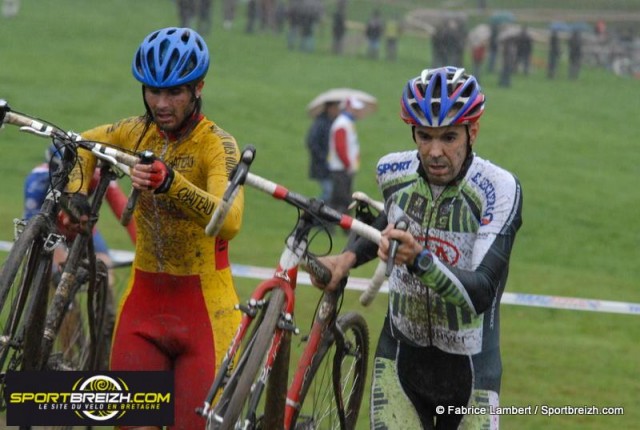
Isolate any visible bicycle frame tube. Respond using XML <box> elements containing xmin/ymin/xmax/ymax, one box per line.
<box><xmin>252</xmin><ymin>213</ymin><xmax>314</xmax><ymax>427</ymax></box>
<box><xmin>284</xmin><ymin>289</ymin><xmax>340</xmax><ymax>428</ymax></box>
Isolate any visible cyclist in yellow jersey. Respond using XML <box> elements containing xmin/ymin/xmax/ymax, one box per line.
<box><xmin>67</xmin><ymin>27</ymin><xmax>244</xmax><ymax>430</ymax></box>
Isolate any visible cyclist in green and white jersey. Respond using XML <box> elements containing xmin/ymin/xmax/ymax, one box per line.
<box><xmin>311</xmin><ymin>66</ymin><xmax>523</xmax><ymax>429</ymax></box>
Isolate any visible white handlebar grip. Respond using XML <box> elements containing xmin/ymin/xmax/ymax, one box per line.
<box><xmin>359</xmin><ymin>259</ymin><xmax>387</xmax><ymax>306</ymax></box>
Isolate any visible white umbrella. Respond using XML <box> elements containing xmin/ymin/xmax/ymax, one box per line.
<box><xmin>307</xmin><ymin>88</ymin><xmax>378</xmax><ymax>118</ymax></box>
<box><xmin>468</xmin><ymin>23</ymin><xmax>490</xmax><ymax>47</ymax></box>
<box><xmin>497</xmin><ymin>25</ymin><xmax>522</xmax><ymax>42</ymax></box>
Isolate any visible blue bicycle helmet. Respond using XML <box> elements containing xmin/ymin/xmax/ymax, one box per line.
<box><xmin>401</xmin><ymin>67</ymin><xmax>485</xmax><ymax>127</ymax></box>
<box><xmin>132</xmin><ymin>27</ymin><xmax>209</xmax><ymax>88</ymax></box>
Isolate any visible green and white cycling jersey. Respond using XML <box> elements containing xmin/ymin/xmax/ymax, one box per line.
<box><xmin>375</xmin><ymin>149</ymin><xmax>522</xmax><ymax>355</ymax></box>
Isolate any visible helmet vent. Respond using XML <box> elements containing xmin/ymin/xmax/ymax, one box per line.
<box><xmin>460</xmin><ymin>83</ymin><xmax>474</xmax><ymax>98</ymax></box>
<box><xmin>181</xmin><ymin>54</ymin><xmax>198</xmax><ymax>79</ymax></box>
<box><xmin>159</xmin><ymin>40</ymin><xmax>170</xmax><ymax>64</ymax></box>
<box><xmin>165</xmin><ymin>49</ymin><xmax>181</xmax><ymax>82</ymax></box>
<box><xmin>180</xmin><ymin>29</ymin><xmax>191</xmax><ymax>43</ymax></box>
<box><xmin>431</xmin><ymin>102</ymin><xmax>441</xmax><ymax>118</ymax></box>
<box><xmin>145</xmin><ymin>50</ymin><xmax>155</xmax><ymax>77</ymax></box>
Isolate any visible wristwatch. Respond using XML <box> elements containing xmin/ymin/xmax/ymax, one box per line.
<box><xmin>408</xmin><ymin>249</ymin><xmax>433</xmax><ymax>277</ymax></box>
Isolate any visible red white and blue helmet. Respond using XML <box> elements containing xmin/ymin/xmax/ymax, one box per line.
<box><xmin>400</xmin><ymin>67</ymin><xmax>485</xmax><ymax>127</ymax></box>
<box><xmin>132</xmin><ymin>27</ymin><xmax>209</xmax><ymax>88</ymax></box>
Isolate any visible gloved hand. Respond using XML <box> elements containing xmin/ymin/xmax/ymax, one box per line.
<box><xmin>58</xmin><ymin>193</ymin><xmax>91</xmax><ymax>239</ymax></box>
<box><xmin>131</xmin><ymin>158</ymin><xmax>174</xmax><ymax>194</ymax></box>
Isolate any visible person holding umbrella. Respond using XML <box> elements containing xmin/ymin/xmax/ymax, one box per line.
<box><xmin>305</xmin><ymin>100</ymin><xmax>340</xmax><ymax>202</ymax></box>
<box><xmin>327</xmin><ymin>96</ymin><xmax>366</xmax><ymax>216</ymax></box>
<box><xmin>305</xmin><ymin>89</ymin><xmax>377</xmax><ymax>209</ymax></box>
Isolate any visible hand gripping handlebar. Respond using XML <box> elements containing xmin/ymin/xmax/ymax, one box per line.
<box><xmin>120</xmin><ymin>150</ymin><xmax>155</xmax><ymax>226</ymax></box>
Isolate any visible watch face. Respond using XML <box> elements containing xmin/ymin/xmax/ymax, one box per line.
<box><xmin>417</xmin><ymin>251</ymin><xmax>432</xmax><ymax>272</ymax></box>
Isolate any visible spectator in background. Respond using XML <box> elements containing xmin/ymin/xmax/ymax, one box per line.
<box><xmin>332</xmin><ymin>8</ymin><xmax>346</xmax><ymax>55</ymax></box>
<box><xmin>365</xmin><ymin>8</ymin><xmax>384</xmax><ymax>60</ymax></box>
<box><xmin>471</xmin><ymin>41</ymin><xmax>487</xmax><ymax>83</ymax></box>
<box><xmin>306</xmin><ymin>101</ymin><xmax>340</xmax><ymax>203</ymax></box>
<box><xmin>177</xmin><ymin>0</ymin><xmax>212</xmax><ymax>36</ymax></box>
<box><xmin>431</xmin><ymin>22</ymin><xmax>447</xmax><ymax>67</ymax></box>
<box><xmin>246</xmin><ymin>0</ymin><xmax>257</xmax><ymax>33</ymax></box>
<box><xmin>275</xmin><ymin>0</ymin><xmax>287</xmax><ymax>33</ymax></box>
<box><xmin>433</xmin><ymin>19</ymin><xmax>466</xmax><ymax>68</ymax></box>
<box><xmin>499</xmin><ymin>38</ymin><xmax>517</xmax><ymax>87</ymax></box>
<box><xmin>486</xmin><ymin>22</ymin><xmax>499</xmax><ymax>74</ymax></box>
<box><xmin>259</xmin><ymin>0</ymin><xmax>277</xmax><ymax>31</ymax></box>
<box><xmin>385</xmin><ymin>15</ymin><xmax>402</xmax><ymax>61</ymax></box>
<box><xmin>568</xmin><ymin>29</ymin><xmax>582</xmax><ymax>80</ymax></box>
<box><xmin>287</xmin><ymin>0</ymin><xmax>301</xmax><ymax>50</ymax></box>
<box><xmin>547</xmin><ymin>29</ymin><xmax>561</xmax><ymax>79</ymax></box>
<box><xmin>515</xmin><ymin>25</ymin><xmax>533</xmax><ymax>75</ymax></box>
<box><xmin>328</xmin><ymin>97</ymin><xmax>366</xmax><ymax>215</ymax></box>
<box><xmin>222</xmin><ymin>0</ymin><xmax>236</xmax><ymax>29</ymax></box>
<box><xmin>449</xmin><ymin>19</ymin><xmax>467</xmax><ymax>67</ymax></box>
<box><xmin>298</xmin><ymin>0</ymin><xmax>319</xmax><ymax>52</ymax></box>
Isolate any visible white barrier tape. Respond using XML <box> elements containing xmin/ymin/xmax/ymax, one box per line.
<box><xmin>2</xmin><ymin>242</ymin><xmax>639</xmax><ymax>316</ymax></box>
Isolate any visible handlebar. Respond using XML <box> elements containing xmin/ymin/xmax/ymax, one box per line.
<box><xmin>1</xmin><ymin>100</ymin><xmax>140</xmax><ymax>169</ymax></box>
<box><xmin>206</xmin><ymin>145</ymin><xmax>386</xmax><ymax>302</ymax></box>
<box><xmin>2</xmin><ymin>99</ymin><xmax>147</xmax><ymax>220</ymax></box>
<box><xmin>120</xmin><ymin>150</ymin><xmax>154</xmax><ymax>226</ymax></box>
<box><xmin>242</xmin><ymin>172</ymin><xmax>381</xmax><ymax>244</ymax></box>
<box><xmin>350</xmin><ymin>191</ymin><xmax>385</xmax><ymax>213</ymax></box>
<box><xmin>205</xmin><ymin>145</ymin><xmax>256</xmax><ymax>236</ymax></box>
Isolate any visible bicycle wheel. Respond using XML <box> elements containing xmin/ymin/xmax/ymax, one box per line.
<box><xmin>46</xmin><ymin>258</ymin><xmax>112</xmax><ymax>371</ymax></box>
<box><xmin>0</xmin><ymin>219</ymin><xmax>52</xmax><ymax>409</ymax></box>
<box><xmin>293</xmin><ymin>312</ymin><xmax>369</xmax><ymax>430</ymax></box>
<box><xmin>210</xmin><ymin>288</ymin><xmax>286</xmax><ymax>430</ymax></box>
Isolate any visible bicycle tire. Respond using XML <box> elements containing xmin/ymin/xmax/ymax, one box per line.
<box><xmin>45</xmin><ymin>258</ymin><xmax>112</xmax><ymax>372</ymax></box>
<box><xmin>0</xmin><ymin>217</ymin><xmax>47</xmax><ymax>310</ymax></box>
<box><xmin>0</xmin><ymin>218</ymin><xmax>52</xmax><ymax>409</ymax></box>
<box><xmin>211</xmin><ymin>288</ymin><xmax>286</xmax><ymax>430</ymax></box>
<box><xmin>292</xmin><ymin>312</ymin><xmax>369</xmax><ymax>430</ymax></box>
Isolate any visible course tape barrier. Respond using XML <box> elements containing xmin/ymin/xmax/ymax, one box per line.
<box><xmin>2</xmin><ymin>242</ymin><xmax>638</xmax><ymax>316</ymax></box>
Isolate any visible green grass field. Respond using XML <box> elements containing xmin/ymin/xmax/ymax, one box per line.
<box><xmin>1</xmin><ymin>0</ymin><xmax>639</xmax><ymax>428</ymax></box>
